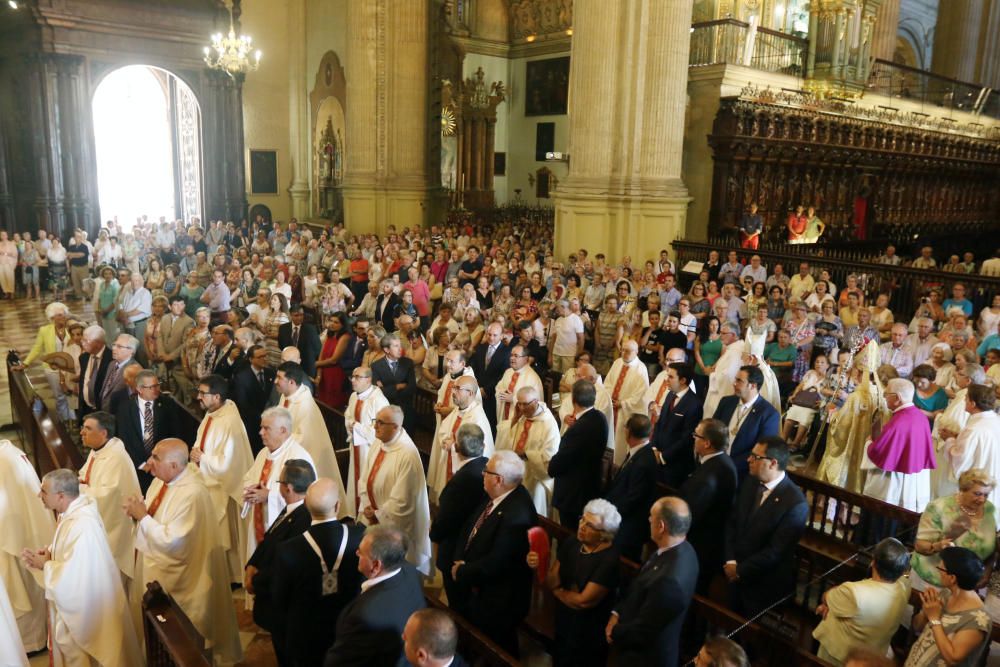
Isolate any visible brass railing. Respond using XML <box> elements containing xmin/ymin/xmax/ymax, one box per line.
<box><xmin>690</xmin><ymin>19</ymin><xmax>807</xmax><ymax>76</ymax></box>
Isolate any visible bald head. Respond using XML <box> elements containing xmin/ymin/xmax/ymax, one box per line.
<box><xmin>453</xmin><ymin>375</ymin><xmax>478</xmax><ymax>409</ymax></box>
<box><xmin>305</xmin><ymin>478</ymin><xmax>341</xmax><ymax>520</ymax></box>
<box><xmin>664</xmin><ymin>348</ymin><xmax>687</xmax><ymax>365</ymax></box>
<box><xmin>149</xmin><ymin>438</ymin><xmax>189</xmax><ymax>482</ymax></box>
<box><xmin>123</xmin><ymin>363</ymin><xmax>142</xmax><ymax>389</ymax></box>
<box><xmin>281</xmin><ymin>346</ymin><xmax>302</xmax><ymax>363</ymax></box>
<box><xmin>578</xmin><ymin>363</ymin><xmax>598</xmax><ymax>384</ymax></box>
<box><xmin>517</xmin><ymin>385</ymin><xmax>539</xmax><ymax>402</ymax></box>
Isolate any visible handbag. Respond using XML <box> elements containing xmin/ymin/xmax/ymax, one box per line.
<box><xmin>791</xmin><ymin>389</ymin><xmax>821</xmax><ymax>409</ymax></box>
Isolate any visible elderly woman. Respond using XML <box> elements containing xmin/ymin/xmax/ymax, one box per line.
<box><xmin>928</xmin><ymin>342</ymin><xmax>955</xmax><ymax>389</ymax></box>
<box><xmin>14</xmin><ymin>301</ymin><xmax>74</xmax><ymax>421</ymax></box>
<box><xmin>912</xmin><ymin>363</ymin><xmax>949</xmax><ymax>423</ymax></box>
<box><xmin>179</xmin><ymin>307</ymin><xmax>211</xmax><ymax>405</ymax></box>
<box><xmin>911</xmin><ymin>469</ymin><xmax>997</xmax><ymax>591</ymax></box>
<box><xmin>527</xmin><ymin>498</ymin><xmax>621</xmax><ymax>667</ymax></box>
<box><xmin>906</xmin><ymin>547</ymin><xmax>990</xmax><ymax>666</ymax></box>
<box><xmin>784</xmin><ymin>302</ymin><xmax>816</xmax><ymax>382</ymax></box>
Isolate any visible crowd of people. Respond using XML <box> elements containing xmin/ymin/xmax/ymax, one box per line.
<box><xmin>3</xmin><ymin>212</ymin><xmax>1000</xmax><ymax>667</ymax></box>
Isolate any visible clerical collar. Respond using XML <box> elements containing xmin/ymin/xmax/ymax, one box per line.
<box><xmin>451</xmin><ymin>370</ymin><xmax>464</xmax><ymax>379</ymax></box>
<box><xmin>382</xmin><ymin>429</ymin><xmax>403</xmax><ymax>448</ymax></box>
<box><xmin>529</xmin><ymin>404</ymin><xmax>545</xmax><ymax>420</ymax></box>
<box><xmin>269</xmin><ymin>439</ymin><xmax>294</xmax><ymax>459</ymax></box>
<box><xmin>357</xmin><ymin>386</ymin><xmax>375</xmax><ymax>400</ymax></box>
<box><xmin>60</xmin><ymin>495</ymin><xmax>87</xmax><ymax>520</ymax></box>
<box><xmin>361</xmin><ymin>567</ymin><xmax>401</xmax><ymax>593</ymax></box>
<box><xmin>91</xmin><ymin>439</ymin><xmax>110</xmax><ymax>453</ymax></box>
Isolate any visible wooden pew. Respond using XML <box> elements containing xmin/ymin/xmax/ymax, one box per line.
<box><xmin>424</xmin><ymin>595</ymin><xmax>519</xmax><ymax>667</ymax></box>
<box><xmin>6</xmin><ymin>356</ymin><xmax>85</xmax><ymax>475</ymax></box>
<box><xmin>141</xmin><ymin>581</ymin><xmax>211</xmax><ymax>667</ymax></box>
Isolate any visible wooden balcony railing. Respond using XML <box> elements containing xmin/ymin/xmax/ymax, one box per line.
<box><xmin>690</xmin><ymin>19</ymin><xmax>807</xmax><ymax>76</ymax></box>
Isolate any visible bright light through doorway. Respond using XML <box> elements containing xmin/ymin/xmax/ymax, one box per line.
<box><xmin>93</xmin><ymin>65</ymin><xmax>199</xmax><ymax>232</ymax></box>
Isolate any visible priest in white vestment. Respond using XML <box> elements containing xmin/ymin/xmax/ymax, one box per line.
<box><xmin>275</xmin><ymin>361</ymin><xmax>347</xmax><ymax>516</ymax></box>
<box><xmin>558</xmin><ymin>364</ymin><xmax>615</xmax><ymax>450</ymax></box>
<box><xmin>23</xmin><ymin>470</ymin><xmax>142</xmax><ymax>666</ymax></box>
<box><xmin>497</xmin><ymin>386</ymin><xmax>561</xmax><ymax>516</ymax></box>
<box><xmin>242</xmin><ymin>407</ymin><xmax>316</xmax><ymax>560</ymax></box>
<box><xmin>743</xmin><ymin>351</ymin><xmax>782</xmax><ymax>413</ymax></box>
<box><xmin>358</xmin><ymin>406</ymin><xmax>433</xmax><ymax>575</ymax></box>
<box><xmin>931</xmin><ymin>366</ymin><xmax>980</xmax><ymax>496</ymax></box>
<box><xmin>645</xmin><ymin>367</ymin><xmax>673</xmax><ymax>424</ymax></box>
<box><xmin>943</xmin><ymin>384</ymin><xmax>1000</xmax><ymax>502</ymax></box>
<box><xmin>494</xmin><ymin>344</ymin><xmax>544</xmax><ymax>444</ymax></box>
<box><xmin>431</xmin><ymin>349</ymin><xmax>479</xmax><ymax>431</ymax></box>
<box><xmin>703</xmin><ymin>323</ymin><xmax>745</xmax><ymax>419</ymax></box>
<box><xmin>77</xmin><ymin>412</ymin><xmax>141</xmax><ymax>583</ymax></box>
<box><xmin>428</xmin><ymin>375</ymin><xmax>495</xmax><ymax>504</ymax></box>
<box><xmin>344</xmin><ymin>367</ymin><xmax>389</xmax><ymax>518</ymax></box>
<box><xmin>192</xmin><ymin>376</ymin><xmax>255</xmax><ymax>583</ymax></box>
<box><xmin>604</xmin><ymin>341</ymin><xmax>650</xmax><ymax>465</ymax></box>
<box><xmin>0</xmin><ymin>574</ymin><xmax>28</xmax><ymax>667</ymax></box>
<box><xmin>124</xmin><ymin>439</ymin><xmax>242</xmax><ymax>664</ymax></box>
<box><xmin>0</xmin><ymin>439</ymin><xmax>54</xmax><ymax>653</ymax></box>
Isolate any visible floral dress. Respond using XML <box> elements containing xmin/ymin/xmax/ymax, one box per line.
<box><xmin>784</xmin><ymin>317</ymin><xmax>815</xmax><ymax>383</ymax></box>
<box><xmin>911</xmin><ymin>495</ymin><xmax>998</xmax><ymax>588</ymax></box>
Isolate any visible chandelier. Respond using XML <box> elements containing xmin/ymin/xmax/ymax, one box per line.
<box><xmin>203</xmin><ymin>1</ymin><xmax>260</xmax><ymax>78</ymax></box>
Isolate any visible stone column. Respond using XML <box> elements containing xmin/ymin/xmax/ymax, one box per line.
<box><xmin>342</xmin><ymin>0</ymin><xmax>431</xmax><ymax>234</ymax></box>
<box><xmin>931</xmin><ymin>0</ymin><xmax>984</xmax><ymax>82</ymax></box>
<box><xmin>201</xmin><ymin>69</ymin><xmax>248</xmax><ymax>223</ymax></box>
<box><xmin>871</xmin><ymin>0</ymin><xmax>900</xmax><ymax>62</ymax></box>
<box><xmin>287</xmin><ymin>0</ymin><xmax>311</xmax><ymax>219</ymax></box>
<box><xmin>978</xmin><ymin>0</ymin><xmax>1000</xmax><ymax>89</ymax></box>
<box><xmin>554</xmin><ymin>0</ymin><xmax>692</xmax><ymax>262</ymax></box>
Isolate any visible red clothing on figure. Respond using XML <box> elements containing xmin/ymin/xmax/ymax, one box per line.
<box><xmin>317</xmin><ymin>330</ymin><xmax>348</xmax><ymax>408</ymax></box>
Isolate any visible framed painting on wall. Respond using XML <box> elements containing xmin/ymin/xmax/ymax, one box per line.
<box><xmin>249</xmin><ymin>149</ymin><xmax>278</xmax><ymax>195</ymax></box>
<box><xmin>525</xmin><ymin>56</ymin><xmax>570</xmax><ymax>116</ymax></box>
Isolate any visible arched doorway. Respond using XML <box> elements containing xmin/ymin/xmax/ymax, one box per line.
<box><xmin>92</xmin><ymin>65</ymin><xmax>203</xmax><ymax>230</ymax></box>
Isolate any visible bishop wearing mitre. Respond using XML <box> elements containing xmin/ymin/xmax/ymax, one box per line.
<box><xmin>0</xmin><ymin>438</ymin><xmax>54</xmax><ymax>653</ymax></box>
<box><xmin>498</xmin><ymin>386</ymin><xmax>561</xmax><ymax>516</ymax></box>
<box><xmin>604</xmin><ymin>340</ymin><xmax>650</xmax><ymax>465</ymax></box>
<box><xmin>22</xmin><ymin>470</ymin><xmax>142</xmax><ymax>666</ymax></box>
<box><xmin>124</xmin><ymin>439</ymin><xmax>242</xmax><ymax>664</ymax></box>
<box><xmin>242</xmin><ymin>407</ymin><xmax>316</xmax><ymax>560</ymax></box>
<box><xmin>275</xmin><ymin>361</ymin><xmax>347</xmax><ymax>515</ymax></box>
<box><xmin>77</xmin><ymin>411</ymin><xmax>141</xmax><ymax>585</ymax></box>
<box><xmin>344</xmin><ymin>366</ymin><xmax>389</xmax><ymax>518</ymax></box>
<box><xmin>358</xmin><ymin>405</ymin><xmax>433</xmax><ymax>575</ymax></box>
<box><xmin>427</xmin><ymin>375</ymin><xmax>495</xmax><ymax>504</ymax></box>
<box><xmin>558</xmin><ymin>363</ymin><xmax>615</xmax><ymax>450</ymax></box>
<box><xmin>191</xmin><ymin>374</ymin><xmax>255</xmax><ymax>582</ymax></box>
<box><xmin>494</xmin><ymin>344</ymin><xmax>544</xmax><ymax>444</ymax></box>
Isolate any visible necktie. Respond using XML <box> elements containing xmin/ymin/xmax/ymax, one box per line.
<box><xmin>515</xmin><ymin>418</ymin><xmax>533</xmax><ymax>455</ymax></box>
<box><xmin>85</xmin><ymin>354</ymin><xmax>99</xmax><ymax>406</ymax></box>
<box><xmin>146</xmin><ymin>483</ymin><xmax>169</xmax><ymax>518</ymax></box>
<box><xmin>466</xmin><ymin>500</ymin><xmax>494</xmax><ymax>549</ymax></box>
<box><xmin>612</xmin><ymin>364</ymin><xmax>630</xmax><ymax>427</ymax></box>
<box><xmin>268</xmin><ymin>506</ymin><xmax>288</xmax><ymax>533</ymax></box>
<box><xmin>257</xmin><ymin>371</ymin><xmax>266</xmax><ymax>391</ymax></box>
<box><xmin>486</xmin><ymin>345</ymin><xmax>495</xmax><ymax>366</ymax></box>
<box><xmin>197</xmin><ymin>416</ymin><xmax>213</xmax><ymax>452</ymax></box>
<box><xmin>292</xmin><ymin>326</ymin><xmax>300</xmax><ymax>346</ymax></box>
<box><xmin>254</xmin><ymin>459</ymin><xmax>274</xmax><ymax>543</ymax></box>
<box><xmin>143</xmin><ymin>400</ymin><xmax>155</xmax><ymax>451</ymax></box>
<box><xmin>503</xmin><ymin>371</ymin><xmax>520</xmax><ymax>421</ymax></box>
<box><xmin>666</xmin><ymin>393</ymin><xmax>677</xmax><ymax>414</ymax></box>
<box><xmin>751</xmin><ymin>482</ymin><xmax>767</xmax><ymax>512</ymax></box>
<box><xmin>447</xmin><ymin>415</ymin><xmax>463</xmax><ymax>481</ymax></box>
<box><xmin>366</xmin><ymin>447</ymin><xmax>388</xmax><ymax>517</ymax></box>
<box><xmin>640</xmin><ymin>550</ymin><xmax>660</xmax><ymax>573</ymax></box>
<box><xmin>389</xmin><ymin>360</ymin><xmax>397</xmax><ymax>375</ymax></box>
<box><xmin>100</xmin><ymin>363</ymin><xmax>120</xmax><ymax>402</ymax></box>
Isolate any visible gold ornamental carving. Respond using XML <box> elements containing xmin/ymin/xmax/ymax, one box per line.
<box><xmin>510</xmin><ymin>0</ymin><xmax>573</xmax><ymax>41</ymax></box>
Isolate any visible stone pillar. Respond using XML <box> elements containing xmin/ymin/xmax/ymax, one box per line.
<box><xmin>554</xmin><ymin>0</ymin><xmax>692</xmax><ymax>262</ymax></box>
<box><xmin>871</xmin><ymin>0</ymin><xmax>900</xmax><ymax>62</ymax></box>
<box><xmin>978</xmin><ymin>0</ymin><xmax>1000</xmax><ymax>89</ymax></box>
<box><xmin>287</xmin><ymin>0</ymin><xmax>311</xmax><ymax>219</ymax></box>
<box><xmin>342</xmin><ymin>0</ymin><xmax>431</xmax><ymax>235</ymax></box>
<box><xmin>201</xmin><ymin>69</ymin><xmax>248</xmax><ymax>223</ymax></box>
<box><xmin>931</xmin><ymin>0</ymin><xmax>984</xmax><ymax>82</ymax></box>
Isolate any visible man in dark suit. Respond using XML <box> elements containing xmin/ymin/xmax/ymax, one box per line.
<box><xmin>679</xmin><ymin>418</ymin><xmax>738</xmax><ymax>593</ymax></box>
<box><xmin>203</xmin><ymin>325</ymin><xmax>240</xmax><ymax>380</ymax></box>
<box><xmin>724</xmin><ymin>436</ymin><xmax>808</xmax><ymax>617</ymax></box>
<box><xmin>78</xmin><ymin>325</ymin><xmax>113</xmax><ymax>426</ymax></box>
<box><xmin>469</xmin><ymin>322</ymin><xmax>511</xmax><ymax>433</ymax></box>
<box><xmin>403</xmin><ymin>608</ymin><xmax>470</xmax><ymax>667</ymax></box>
<box><xmin>373</xmin><ymin>280</ymin><xmax>400</xmax><ymax>332</ymax></box>
<box><xmin>603</xmin><ymin>413</ymin><xmax>659</xmax><ymax>561</ymax></box>
<box><xmin>370</xmin><ymin>333</ymin><xmax>417</xmax><ymax>430</ymax></box>
<box><xmin>278</xmin><ymin>305</ymin><xmax>322</xmax><ymax>377</ymax></box>
<box><xmin>246</xmin><ymin>458</ymin><xmax>314</xmax><ymax>660</ymax></box>
<box><xmin>98</xmin><ymin>333</ymin><xmax>140</xmax><ymax>412</ymax></box>
<box><xmin>606</xmin><ymin>496</ymin><xmax>699</xmax><ymax>667</ymax></box>
<box><xmin>231</xmin><ymin>344</ymin><xmax>275</xmax><ymax>455</ymax></box>
<box><xmin>549</xmin><ymin>379</ymin><xmax>610</xmax><ymax>529</ymax></box>
<box><xmin>451</xmin><ymin>450</ymin><xmax>538</xmax><ymax>656</ymax></box>
<box><xmin>323</xmin><ymin>526</ymin><xmax>425</xmax><ymax>667</ymax></box>
<box><xmin>273</xmin><ymin>476</ymin><xmax>366</xmax><ymax>667</ymax></box>
<box><xmin>115</xmin><ymin>369</ymin><xmax>181</xmax><ymax>492</ymax></box>
<box><xmin>429</xmin><ymin>423</ymin><xmax>488</xmax><ymax>610</ymax></box>
<box><xmin>711</xmin><ymin>365</ymin><xmax>781</xmax><ymax>481</ymax></box>
<box><xmin>340</xmin><ymin>318</ymin><xmax>370</xmax><ymax>379</ymax></box>
<box><xmin>652</xmin><ymin>362</ymin><xmax>704</xmax><ymax>488</ymax></box>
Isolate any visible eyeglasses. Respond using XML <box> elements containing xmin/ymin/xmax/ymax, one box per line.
<box><xmin>373</xmin><ymin>419</ymin><xmax>397</xmax><ymax>427</ymax></box>
<box><xmin>139</xmin><ymin>384</ymin><xmax>160</xmax><ymax>390</ymax></box>
<box><xmin>693</xmin><ymin>432</ymin><xmax>707</xmax><ymax>440</ymax></box>
<box><xmin>748</xmin><ymin>452</ymin><xmax>773</xmax><ymax>462</ymax></box>
<box><xmin>482</xmin><ymin>469</ymin><xmax>502</xmax><ymax>479</ymax></box>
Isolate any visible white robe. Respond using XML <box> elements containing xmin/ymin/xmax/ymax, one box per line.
<box><xmin>861</xmin><ymin>441</ymin><xmax>932</xmax><ymax>513</ymax></box>
<box><xmin>134</xmin><ymin>468</ymin><xmax>242</xmax><ymax>664</ymax></box>
<box><xmin>643</xmin><ymin>371</ymin><xmax>672</xmax><ymax>416</ymax></box>
<box><xmin>78</xmin><ymin>438</ymin><xmax>140</xmax><ymax>580</ymax></box>
<box><xmin>427</xmin><ymin>401</ymin><xmax>495</xmax><ymax>504</ymax></box>
<box><xmin>604</xmin><ymin>358</ymin><xmax>650</xmax><ymax>465</ymax></box>
<box><xmin>0</xmin><ymin>440</ymin><xmax>54</xmax><ymax>652</ymax></box>
<box><xmin>497</xmin><ymin>407</ymin><xmax>561</xmax><ymax>516</ymax></box>
<box><xmin>195</xmin><ymin>400</ymin><xmax>254</xmax><ymax>581</ymax></box>
<box><xmin>945</xmin><ymin>411</ymin><xmax>1000</xmax><ymax>503</ymax></box>
<box><xmin>344</xmin><ymin>386</ymin><xmax>390</xmax><ymax>518</ymax></box>
<box><xmin>358</xmin><ymin>429</ymin><xmax>433</xmax><ymax>575</ymax></box>
<box><xmin>494</xmin><ymin>366</ymin><xmax>544</xmax><ymax>443</ymax></box>
<box><xmin>757</xmin><ymin>361</ymin><xmax>783</xmax><ymax>414</ymax></box>
<box><xmin>242</xmin><ymin>439</ymin><xmax>315</xmax><ymax>560</ymax></box>
<box><xmin>0</xmin><ymin>574</ymin><xmax>28</xmax><ymax>667</ymax></box>
<box><xmin>44</xmin><ymin>496</ymin><xmax>142</xmax><ymax>667</ymax></box>
<box><xmin>703</xmin><ymin>340</ymin><xmax>745</xmax><ymax>419</ymax></box>
<box><xmin>433</xmin><ymin>367</ymin><xmax>480</xmax><ymax>431</ymax></box>
<box><xmin>558</xmin><ymin>381</ymin><xmax>616</xmax><ymax>450</ymax></box>
<box><xmin>283</xmin><ymin>384</ymin><xmax>348</xmax><ymax>517</ymax></box>
<box><xmin>931</xmin><ymin>388</ymin><xmax>971</xmax><ymax>497</ymax></box>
